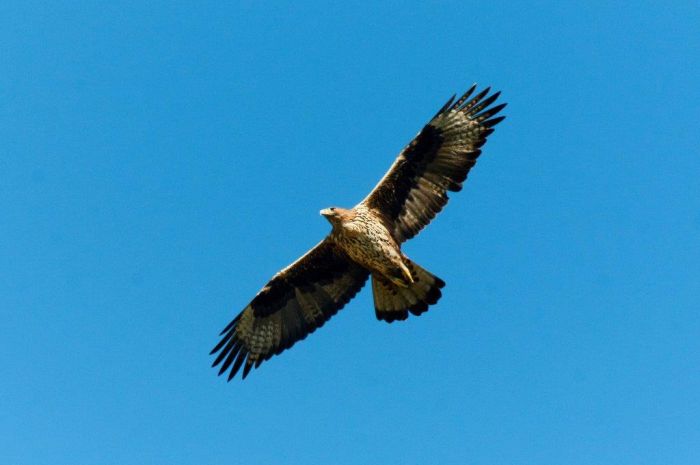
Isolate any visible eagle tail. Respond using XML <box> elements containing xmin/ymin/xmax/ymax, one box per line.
<box><xmin>372</xmin><ymin>259</ymin><xmax>445</xmax><ymax>323</ymax></box>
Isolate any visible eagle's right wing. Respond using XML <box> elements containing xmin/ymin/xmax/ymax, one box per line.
<box><xmin>211</xmin><ymin>238</ymin><xmax>369</xmax><ymax>380</ymax></box>
<box><xmin>361</xmin><ymin>85</ymin><xmax>505</xmax><ymax>243</ymax></box>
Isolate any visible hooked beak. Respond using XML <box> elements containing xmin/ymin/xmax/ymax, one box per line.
<box><xmin>319</xmin><ymin>208</ymin><xmax>333</xmax><ymax>217</ymax></box>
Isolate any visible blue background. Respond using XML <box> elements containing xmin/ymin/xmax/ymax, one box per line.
<box><xmin>2</xmin><ymin>2</ymin><xmax>699</xmax><ymax>464</ymax></box>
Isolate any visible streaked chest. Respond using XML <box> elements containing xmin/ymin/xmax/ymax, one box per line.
<box><xmin>331</xmin><ymin>213</ymin><xmax>400</xmax><ymax>269</ymax></box>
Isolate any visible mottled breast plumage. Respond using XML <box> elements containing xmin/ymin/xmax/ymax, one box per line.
<box><xmin>330</xmin><ymin>205</ymin><xmax>404</xmax><ymax>277</ymax></box>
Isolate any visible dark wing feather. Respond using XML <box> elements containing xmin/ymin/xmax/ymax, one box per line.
<box><xmin>211</xmin><ymin>238</ymin><xmax>369</xmax><ymax>380</ymax></box>
<box><xmin>361</xmin><ymin>85</ymin><xmax>506</xmax><ymax>243</ymax></box>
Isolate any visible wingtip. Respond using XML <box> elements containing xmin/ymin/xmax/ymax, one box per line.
<box><xmin>433</xmin><ymin>94</ymin><xmax>457</xmax><ymax>118</ymax></box>
<box><xmin>483</xmin><ymin>116</ymin><xmax>506</xmax><ymax>128</ymax></box>
<box><xmin>219</xmin><ymin>314</ymin><xmax>241</xmax><ymax>336</ymax></box>
<box><xmin>242</xmin><ymin>363</ymin><xmax>253</xmax><ymax>379</ymax></box>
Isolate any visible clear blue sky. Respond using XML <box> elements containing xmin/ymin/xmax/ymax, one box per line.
<box><xmin>2</xmin><ymin>2</ymin><xmax>699</xmax><ymax>464</ymax></box>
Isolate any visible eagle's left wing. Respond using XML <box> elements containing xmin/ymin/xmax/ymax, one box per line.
<box><xmin>211</xmin><ymin>238</ymin><xmax>369</xmax><ymax>380</ymax></box>
<box><xmin>361</xmin><ymin>85</ymin><xmax>505</xmax><ymax>243</ymax></box>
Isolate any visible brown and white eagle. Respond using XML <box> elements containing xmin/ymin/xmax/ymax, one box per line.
<box><xmin>211</xmin><ymin>84</ymin><xmax>506</xmax><ymax>380</ymax></box>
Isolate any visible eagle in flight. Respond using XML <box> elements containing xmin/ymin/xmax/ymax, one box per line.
<box><xmin>211</xmin><ymin>84</ymin><xmax>506</xmax><ymax>380</ymax></box>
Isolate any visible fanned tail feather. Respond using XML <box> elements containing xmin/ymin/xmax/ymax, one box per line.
<box><xmin>372</xmin><ymin>259</ymin><xmax>445</xmax><ymax>323</ymax></box>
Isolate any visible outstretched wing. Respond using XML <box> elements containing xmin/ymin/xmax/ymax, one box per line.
<box><xmin>362</xmin><ymin>85</ymin><xmax>506</xmax><ymax>243</ymax></box>
<box><xmin>211</xmin><ymin>238</ymin><xmax>369</xmax><ymax>380</ymax></box>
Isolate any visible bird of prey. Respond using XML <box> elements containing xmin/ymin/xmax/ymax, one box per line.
<box><xmin>211</xmin><ymin>84</ymin><xmax>506</xmax><ymax>380</ymax></box>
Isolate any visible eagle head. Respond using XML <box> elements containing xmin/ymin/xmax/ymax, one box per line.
<box><xmin>320</xmin><ymin>207</ymin><xmax>354</xmax><ymax>226</ymax></box>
